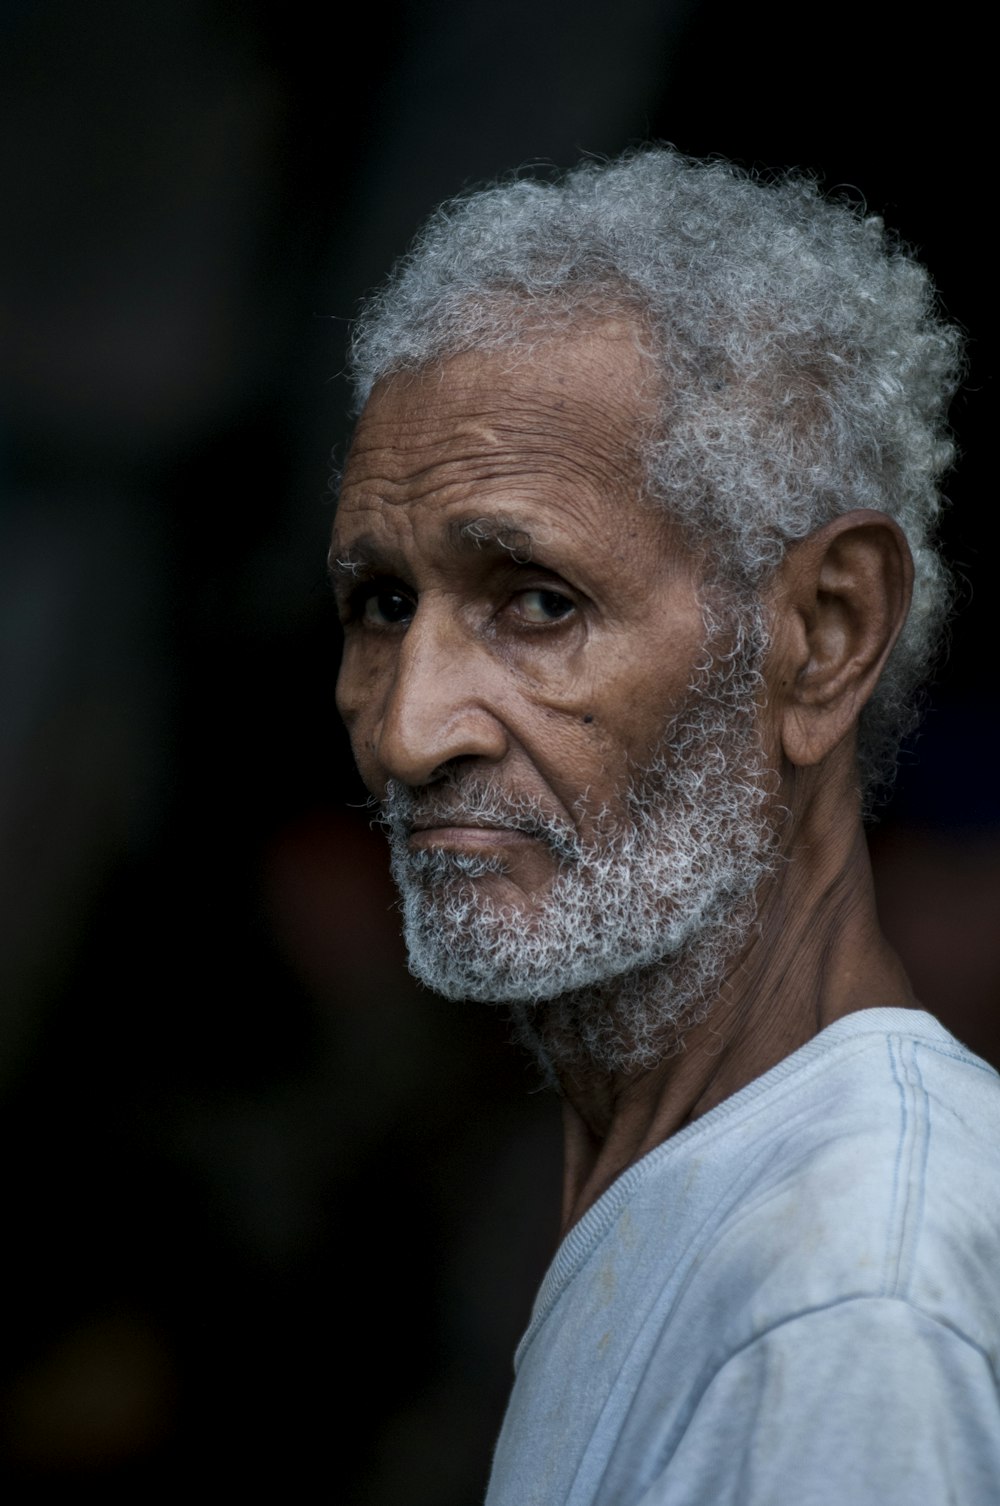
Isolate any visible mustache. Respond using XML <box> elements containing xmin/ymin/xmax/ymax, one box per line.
<box><xmin>379</xmin><ymin>777</ymin><xmax>583</xmax><ymax>859</ymax></box>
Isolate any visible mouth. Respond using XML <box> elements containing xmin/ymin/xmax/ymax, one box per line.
<box><xmin>407</xmin><ymin>823</ymin><xmax>540</xmax><ymax>854</ymax></box>
<box><xmin>383</xmin><ymin>779</ymin><xmax>584</xmax><ymax>865</ymax></box>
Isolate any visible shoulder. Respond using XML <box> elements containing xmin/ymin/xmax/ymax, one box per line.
<box><xmin>628</xmin><ymin>1296</ymin><xmax>1000</xmax><ymax>1506</ymax></box>
<box><xmin>595</xmin><ymin>1013</ymin><xmax>1000</xmax><ymax>1504</ymax></box>
<box><xmin>686</xmin><ymin>1008</ymin><xmax>1000</xmax><ymax>1355</ymax></box>
<box><xmin>492</xmin><ymin>1012</ymin><xmax>1000</xmax><ymax>1506</ymax></box>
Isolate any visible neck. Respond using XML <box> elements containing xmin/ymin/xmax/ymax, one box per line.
<box><xmin>551</xmin><ymin>756</ymin><xmax>917</xmax><ymax>1236</ymax></box>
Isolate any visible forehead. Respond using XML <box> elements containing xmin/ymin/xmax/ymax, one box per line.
<box><xmin>333</xmin><ymin>318</ymin><xmax>670</xmax><ymax>569</ymax></box>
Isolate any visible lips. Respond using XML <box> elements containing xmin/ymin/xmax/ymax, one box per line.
<box><xmin>410</xmin><ymin>818</ymin><xmax>513</xmax><ymax>835</ymax></box>
<box><xmin>408</xmin><ymin>822</ymin><xmax>538</xmax><ymax>848</ymax></box>
<box><xmin>407</xmin><ymin>805</ymin><xmax>546</xmax><ymax>839</ymax></box>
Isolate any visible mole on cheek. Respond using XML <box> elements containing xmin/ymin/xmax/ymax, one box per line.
<box><xmin>582</xmin><ymin>714</ymin><xmax>594</xmax><ymax>724</ymax></box>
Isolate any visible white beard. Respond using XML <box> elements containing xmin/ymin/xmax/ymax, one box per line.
<box><xmin>381</xmin><ymin>611</ymin><xmax>776</xmax><ymax>1072</ymax></box>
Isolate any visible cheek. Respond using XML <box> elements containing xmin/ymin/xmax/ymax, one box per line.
<box><xmin>335</xmin><ymin>644</ymin><xmax>384</xmax><ymax>764</ymax></box>
<box><xmin>505</xmin><ymin>635</ymin><xmax>642</xmax><ymax>717</ymax></box>
<box><xmin>516</xmin><ymin>701</ymin><xmax>650</xmax><ymax>826</ymax></box>
<box><xmin>341</xmin><ymin>713</ymin><xmax>386</xmax><ymax>799</ymax></box>
<box><xmin>508</xmin><ymin>644</ymin><xmax>703</xmax><ymax>805</ymax></box>
<box><xmin>573</xmin><ymin>656</ymin><xmax>698</xmax><ymax>753</ymax></box>
<box><xmin>334</xmin><ymin>653</ymin><xmax>361</xmax><ymax>731</ymax></box>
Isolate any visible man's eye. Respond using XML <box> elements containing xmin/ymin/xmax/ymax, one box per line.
<box><xmin>513</xmin><ymin>588</ymin><xmax>576</xmax><ymax>624</ymax></box>
<box><xmin>361</xmin><ymin>587</ymin><xmax>415</xmax><ymax>626</ymax></box>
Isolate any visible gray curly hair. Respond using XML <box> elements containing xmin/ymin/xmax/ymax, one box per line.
<box><xmin>348</xmin><ymin>148</ymin><xmax>963</xmax><ymax>798</ymax></box>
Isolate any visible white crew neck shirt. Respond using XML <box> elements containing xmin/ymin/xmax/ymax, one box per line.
<box><xmin>486</xmin><ymin>1008</ymin><xmax>1000</xmax><ymax>1505</ymax></box>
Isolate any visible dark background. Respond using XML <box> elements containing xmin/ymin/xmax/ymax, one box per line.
<box><xmin>1</xmin><ymin>2</ymin><xmax>996</xmax><ymax>1497</ymax></box>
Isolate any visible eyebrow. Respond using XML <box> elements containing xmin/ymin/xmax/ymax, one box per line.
<box><xmin>327</xmin><ymin>513</ymin><xmax>539</xmax><ymax>588</ymax></box>
<box><xmin>450</xmin><ymin>514</ymin><xmax>535</xmax><ymax>564</ymax></box>
<box><xmin>327</xmin><ymin>536</ymin><xmax>382</xmax><ymax>585</ymax></box>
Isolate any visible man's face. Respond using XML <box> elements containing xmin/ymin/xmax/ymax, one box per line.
<box><xmin>333</xmin><ymin>320</ymin><xmax>774</xmax><ymax>1044</ymax></box>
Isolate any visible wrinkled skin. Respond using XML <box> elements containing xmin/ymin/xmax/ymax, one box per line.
<box><xmin>332</xmin><ymin>318</ymin><xmax>918</xmax><ymax>1232</ymax></box>
<box><xmin>334</xmin><ymin>322</ymin><xmax>713</xmax><ymax>899</ymax></box>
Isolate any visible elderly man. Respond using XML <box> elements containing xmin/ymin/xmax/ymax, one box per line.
<box><xmin>331</xmin><ymin>149</ymin><xmax>1000</xmax><ymax>1503</ymax></box>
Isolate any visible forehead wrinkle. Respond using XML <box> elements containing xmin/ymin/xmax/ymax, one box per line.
<box><xmin>485</xmin><ymin>391</ymin><xmax>639</xmax><ymax>451</ymax></box>
<box><xmin>472</xmin><ymin>408</ymin><xmax>641</xmax><ymax>499</ymax></box>
<box><xmin>341</xmin><ymin>440</ymin><xmax>530</xmax><ymax>505</ymax></box>
<box><xmin>344</xmin><ymin>449</ymin><xmax>636</xmax><ymax>520</ymax></box>
<box><xmin>346</xmin><ymin>384</ymin><xmax>642</xmax><ymax>498</ymax></box>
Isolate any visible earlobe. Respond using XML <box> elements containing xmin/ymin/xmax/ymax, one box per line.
<box><xmin>772</xmin><ymin>510</ymin><xmax>914</xmax><ymax>769</ymax></box>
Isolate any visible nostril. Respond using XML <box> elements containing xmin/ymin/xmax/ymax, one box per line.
<box><xmin>427</xmin><ymin>752</ymin><xmax>482</xmax><ymax>785</ymax></box>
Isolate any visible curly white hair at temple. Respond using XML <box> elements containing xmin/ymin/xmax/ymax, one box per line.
<box><xmin>347</xmin><ymin>147</ymin><xmax>964</xmax><ymax>798</ymax></box>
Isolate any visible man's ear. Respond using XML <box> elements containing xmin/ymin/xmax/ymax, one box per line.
<box><xmin>768</xmin><ymin>510</ymin><xmax>914</xmax><ymax>768</ymax></box>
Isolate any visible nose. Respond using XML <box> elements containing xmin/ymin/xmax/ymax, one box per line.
<box><xmin>368</xmin><ymin>607</ymin><xmax>509</xmax><ymax>788</ymax></box>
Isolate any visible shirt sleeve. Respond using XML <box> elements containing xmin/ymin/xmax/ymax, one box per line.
<box><xmin>636</xmin><ymin>1296</ymin><xmax>1000</xmax><ymax>1506</ymax></box>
